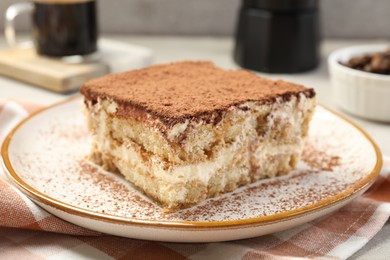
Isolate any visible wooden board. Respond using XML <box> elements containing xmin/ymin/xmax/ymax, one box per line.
<box><xmin>0</xmin><ymin>47</ymin><xmax>109</xmax><ymax>93</ymax></box>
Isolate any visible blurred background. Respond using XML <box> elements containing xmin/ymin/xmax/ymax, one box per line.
<box><xmin>0</xmin><ymin>2</ymin><xmax>390</xmax><ymax>257</ymax></box>
<box><xmin>0</xmin><ymin>0</ymin><xmax>389</xmax><ymax>38</ymax></box>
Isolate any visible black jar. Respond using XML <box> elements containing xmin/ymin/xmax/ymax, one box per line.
<box><xmin>234</xmin><ymin>0</ymin><xmax>320</xmax><ymax>73</ymax></box>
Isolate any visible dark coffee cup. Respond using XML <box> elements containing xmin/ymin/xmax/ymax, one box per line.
<box><xmin>5</xmin><ymin>0</ymin><xmax>98</xmax><ymax>59</ymax></box>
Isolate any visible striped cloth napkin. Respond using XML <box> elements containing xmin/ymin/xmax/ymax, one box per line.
<box><xmin>1</xmin><ymin>99</ymin><xmax>390</xmax><ymax>260</ymax></box>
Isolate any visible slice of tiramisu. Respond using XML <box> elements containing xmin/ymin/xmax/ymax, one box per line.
<box><xmin>80</xmin><ymin>61</ymin><xmax>316</xmax><ymax>212</ymax></box>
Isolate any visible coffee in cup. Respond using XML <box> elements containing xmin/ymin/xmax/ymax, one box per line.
<box><xmin>5</xmin><ymin>0</ymin><xmax>98</xmax><ymax>60</ymax></box>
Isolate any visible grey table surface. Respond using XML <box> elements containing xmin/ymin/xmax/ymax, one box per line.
<box><xmin>0</xmin><ymin>35</ymin><xmax>389</xmax><ymax>259</ymax></box>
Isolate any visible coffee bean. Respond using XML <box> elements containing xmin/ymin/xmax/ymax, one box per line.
<box><xmin>340</xmin><ymin>48</ymin><xmax>390</xmax><ymax>75</ymax></box>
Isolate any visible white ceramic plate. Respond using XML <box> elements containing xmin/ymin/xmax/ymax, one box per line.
<box><xmin>1</xmin><ymin>98</ymin><xmax>382</xmax><ymax>242</ymax></box>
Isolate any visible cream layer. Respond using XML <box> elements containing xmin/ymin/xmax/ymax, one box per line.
<box><xmin>84</xmin><ymin>94</ymin><xmax>315</xmax><ymax>186</ymax></box>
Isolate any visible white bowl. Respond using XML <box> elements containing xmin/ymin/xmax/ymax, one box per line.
<box><xmin>328</xmin><ymin>44</ymin><xmax>390</xmax><ymax>122</ymax></box>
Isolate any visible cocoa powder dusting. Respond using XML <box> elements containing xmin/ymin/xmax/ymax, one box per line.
<box><xmin>80</xmin><ymin>61</ymin><xmax>315</xmax><ymax>125</ymax></box>
<box><xmin>302</xmin><ymin>143</ymin><xmax>341</xmax><ymax>171</ymax></box>
<box><xmin>12</xmin><ymin>104</ymin><xmax>376</xmax><ymax>222</ymax></box>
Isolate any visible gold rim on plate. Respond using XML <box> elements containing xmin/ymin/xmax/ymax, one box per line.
<box><xmin>1</xmin><ymin>97</ymin><xmax>383</xmax><ymax>229</ymax></box>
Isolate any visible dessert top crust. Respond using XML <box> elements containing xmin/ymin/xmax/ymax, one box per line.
<box><xmin>81</xmin><ymin>61</ymin><xmax>315</xmax><ymax>125</ymax></box>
